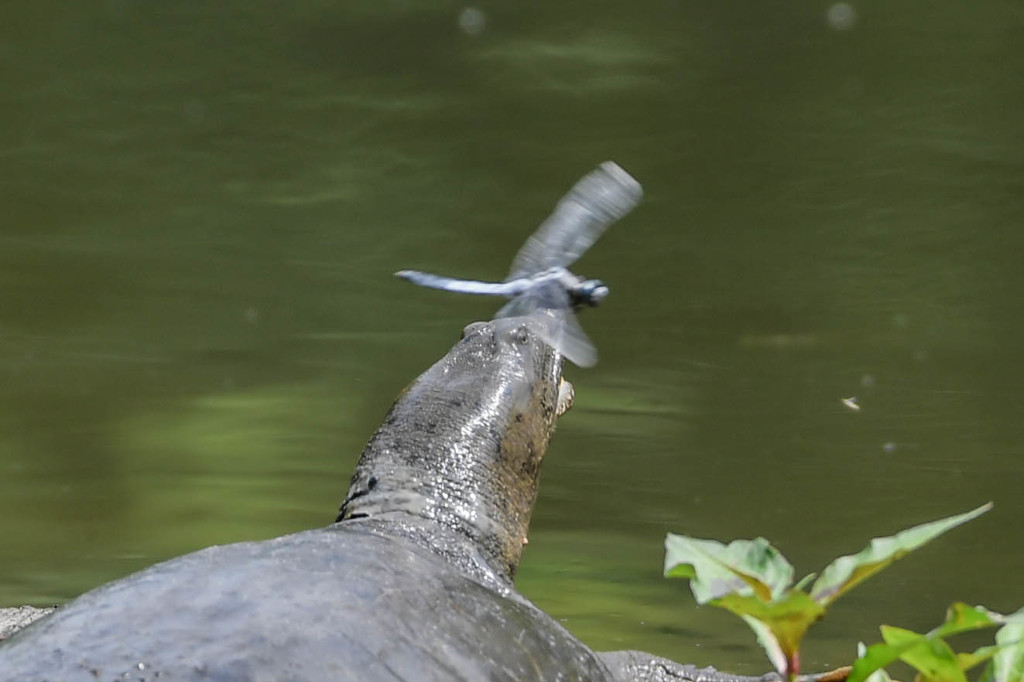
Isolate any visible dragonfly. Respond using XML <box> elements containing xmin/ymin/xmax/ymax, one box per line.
<box><xmin>396</xmin><ymin>161</ymin><xmax>642</xmax><ymax>367</ymax></box>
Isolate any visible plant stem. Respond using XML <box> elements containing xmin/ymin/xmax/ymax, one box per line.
<box><xmin>787</xmin><ymin>649</ymin><xmax>801</xmax><ymax>682</ymax></box>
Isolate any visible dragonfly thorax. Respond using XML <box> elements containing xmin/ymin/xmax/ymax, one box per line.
<box><xmin>538</xmin><ymin>267</ymin><xmax>608</xmax><ymax>309</ymax></box>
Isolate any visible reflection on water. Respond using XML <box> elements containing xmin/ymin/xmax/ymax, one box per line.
<box><xmin>2</xmin><ymin>0</ymin><xmax>1023</xmax><ymax>672</ymax></box>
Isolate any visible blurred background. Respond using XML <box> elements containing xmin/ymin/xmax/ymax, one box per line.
<box><xmin>1</xmin><ymin>0</ymin><xmax>1022</xmax><ymax>672</ymax></box>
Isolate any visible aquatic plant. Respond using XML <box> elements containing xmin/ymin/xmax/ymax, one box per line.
<box><xmin>664</xmin><ymin>503</ymin><xmax>1024</xmax><ymax>682</ymax></box>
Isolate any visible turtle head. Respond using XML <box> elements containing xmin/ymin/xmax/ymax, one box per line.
<box><xmin>338</xmin><ymin>317</ymin><xmax>572</xmax><ymax>581</ymax></box>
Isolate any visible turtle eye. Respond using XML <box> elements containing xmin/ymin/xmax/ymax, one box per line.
<box><xmin>514</xmin><ymin>325</ymin><xmax>531</xmax><ymax>345</ymax></box>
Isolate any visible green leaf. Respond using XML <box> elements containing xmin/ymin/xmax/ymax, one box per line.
<box><xmin>849</xmin><ymin>637</ymin><xmax>928</xmax><ymax>682</ymax></box>
<box><xmin>809</xmin><ymin>503</ymin><xmax>992</xmax><ymax>606</ymax></box>
<box><xmin>848</xmin><ymin>604</ymin><xmax>1019</xmax><ymax>682</ymax></box>
<box><xmin>930</xmin><ymin>603</ymin><xmax>1001</xmax><ymax>639</ymax></box>
<box><xmin>956</xmin><ymin>645</ymin><xmax>1000</xmax><ymax>673</ymax></box>
<box><xmin>991</xmin><ymin>607</ymin><xmax>1024</xmax><ymax>682</ymax></box>
<box><xmin>794</xmin><ymin>573</ymin><xmax>817</xmax><ymax>591</ymax></box>
<box><xmin>857</xmin><ymin>642</ymin><xmax>894</xmax><ymax>682</ymax></box>
<box><xmin>741</xmin><ymin>614</ymin><xmax>787</xmax><ymax>675</ymax></box>
<box><xmin>665</xmin><ymin>534</ymin><xmax>794</xmax><ymax>603</ymax></box>
<box><xmin>715</xmin><ymin>589</ymin><xmax>826</xmax><ymax>674</ymax></box>
<box><xmin>881</xmin><ymin>625</ymin><xmax>966</xmax><ymax>682</ymax></box>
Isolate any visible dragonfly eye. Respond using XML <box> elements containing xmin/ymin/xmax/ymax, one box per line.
<box><xmin>582</xmin><ymin>280</ymin><xmax>608</xmax><ymax>306</ymax></box>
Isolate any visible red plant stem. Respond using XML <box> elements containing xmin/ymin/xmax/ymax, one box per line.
<box><xmin>787</xmin><ymin>650</ymin><xmax>801</xmax><ymax>682</ymax></box>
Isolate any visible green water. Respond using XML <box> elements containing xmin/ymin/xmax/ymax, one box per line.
<box><xmin>1</xmin><ymin>0</ymin><xmax>1022</xmax><ymax>672</ymax></box>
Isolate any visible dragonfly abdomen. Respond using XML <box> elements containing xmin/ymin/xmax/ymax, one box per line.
<box><xmin>396</xmin><ymin>270</ymin><xmax>525</xmax><ymax>297</ymax></box>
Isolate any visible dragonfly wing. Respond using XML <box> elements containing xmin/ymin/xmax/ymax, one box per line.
<box><xmin>396</xmin><ymin>270</ymin><xmax>519</xmax><ymax>296</ymax></box>
<box><xmin>536</xmin><ymin>307</ymin><xmax>598</xmax><ymax>368</ymax></box>
<box><xmin>507</xmin><ymin>161</ymin><xmax>642</xmax><ymax>279</ymax></box>
<box><xmin>495</xmin><ymin>278</ymin><xmax>569</xmax><ymax>315</ymax></box>
<box><xmin>496</xmin><ymin>284</ymin><xmax>598</xmax><ymax>367</ymax></box>
<box><xmin>495</xmin><ymin>293</ymin><xmax>538</xmax><ymax>319</ymax></box>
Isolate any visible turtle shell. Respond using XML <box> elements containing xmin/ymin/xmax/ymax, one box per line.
<box><xmin>0</xmin><ymin>520</ymin><xmax>613</xmax><ymax>681</ymax></box>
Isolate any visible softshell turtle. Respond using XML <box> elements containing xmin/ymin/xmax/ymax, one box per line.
<box><xmin>0</xmin><ymin>318</ymin><xmax>779</xmax><ymax>682</ymax></box>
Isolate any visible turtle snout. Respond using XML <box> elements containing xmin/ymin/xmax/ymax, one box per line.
<box><xmin>461</xmin><ymin>321</ymin><xmax>489</xmax><ymax>339</ymax></box>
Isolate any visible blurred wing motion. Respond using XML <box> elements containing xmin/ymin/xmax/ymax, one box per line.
<box><xmin>507</xmin><ymin>161</ymin><xmax>643</xmax><ymax>280</ymax></box>
<box><xmin>497</xmin><ymin>282</ymin><xmax>598</xmax><ymax>368</ymax></box>
<box><xmin>395</xmin><ymin>161</ymin><xmax>642</xmax><ymax>367</ymax></box>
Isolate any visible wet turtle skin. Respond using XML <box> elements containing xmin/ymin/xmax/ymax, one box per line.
<box><xmin>0</xmin><ymin>522</ymin><xmax>612</xmax><ymax>681</ymax></box>
<box><xmin>0</xmin><ymin>318</ymin><xmax>613</xmax><ymax>682</ymax></box>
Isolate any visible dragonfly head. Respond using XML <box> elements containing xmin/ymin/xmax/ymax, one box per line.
<box><xmin>573</xmin><ymin>278</ymin><xmax>609</xmax><ymax>308</ymax></box>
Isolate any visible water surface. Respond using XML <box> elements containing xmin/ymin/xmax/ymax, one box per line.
<box><xmin>1</xmin><ymin>0</ymin><xmax>1022</xmax><ymax>672</ymax></box>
